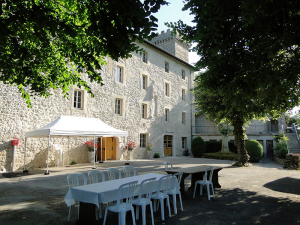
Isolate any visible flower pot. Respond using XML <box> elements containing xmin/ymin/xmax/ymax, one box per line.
<box><xmin>147</xmin><ymin>151</ymin><xmax>151</xmax><ymax>159</ymax></box>
<box><xmin>87</xmin><ymin>151</ymin><xmax>95</xmax><ymax>163</ymax></box>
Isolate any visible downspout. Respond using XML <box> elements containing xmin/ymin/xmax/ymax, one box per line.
<box><xmin>190</xmin><ymin>70</ymin><xmax>193</xmax><ymax>150</ymax></box>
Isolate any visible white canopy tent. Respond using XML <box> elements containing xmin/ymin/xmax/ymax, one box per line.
<box><xmin>24</xmin><ymin>115</ymin><xmax>128</xmax><ymax>174</ymax></box>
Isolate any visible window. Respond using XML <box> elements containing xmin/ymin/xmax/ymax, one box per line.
<box><xmin>182</xmin><ymin>70</ymin><xmax>185</xmax><ymax>79</ymax></box>
<box><xmin>142</xmin><ymin>75</ymin><xmax>148</xmax><ymax>90</ymax></box>
<box><xmin>115</xmin><ymin>98</ymin><xmax>122</xmax><ymax>115</ymax></box>
<box><xmin>182</xmin><ymin>89</ymin><xmax>186</xmax><ymax>101</ymax></box>
<box><xmin>165</xmin><ymin>108</ymin><xmax>169</xmax><ymax>122</ymax></box>
<box><xmin>142</xmin><ymin>52</ymin><xmax>147</xmax><ymax>63</ymax></box>
<box><xmin>142</xmin><ymin>103</ymin><xmax>147</xmax><ymax>119</ymax></box>
<box><xmin>140</xmin><ymin>134</ymin><xmax>147</xmax><ymax>147</ymax></box>
<box><xmin>116</xmin><ymin>66</ymin><xmax>123</xmax><ymax>83</ymax></box>
<box><xmin>181</xmin><ymin>137</ymin><xmax>187</xmax><ymax>149</ymax></box>
<box><xmin>74</xmin><ymin>90</ymin><xmax>83</xmax><ymax>109</ymax></box>
<box><xmin>182</xmin><ymin>112</ymin><xmax>186</xmax><ymax>124</ymax></box>
<box><xmin>165</xmin><ymin>82</ymin><xmax>170</xmax><ymax>96</ymax></box>
<box><xmin>165</xmin><ymin>62</ymin><xmax>169</xmax><ymax>72</ymax></box>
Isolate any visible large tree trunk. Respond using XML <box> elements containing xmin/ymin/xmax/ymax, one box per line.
<box><xmin>232</xmin><ymin>119</ymin><xmax>250</xmax><ymax>165</ymax></box>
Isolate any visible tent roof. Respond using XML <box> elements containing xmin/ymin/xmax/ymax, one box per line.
<box><xmin>25</xmin><ymin>115</ymin><xmax>128</xmax><ymax>138</ymax></box>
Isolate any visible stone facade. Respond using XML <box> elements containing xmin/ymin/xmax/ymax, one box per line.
<box><xmin>0</xmin><ymin>33</ymin><xmax>195</xmax><ymax>172</ymax></box>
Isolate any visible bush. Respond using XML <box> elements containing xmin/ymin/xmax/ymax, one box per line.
<box><xmin>153</xmin><ymin>152</ymin><xmax>160</xmax><ymax>158</ymax></box>
<box><xmin>274</xmin><ymin>142</ymin><xmax>288</xmax><ymax>159</ymax></box>
<box><xmin>228</xmin><ymin>141</ymin><xmax>238</xmax><ymax>154</ymax></box>
<box><xmin>205</xmin><ymin>141</ymin><xmax>222</xmax><ymax>153</ymax></box>
<box><xmin>245</xmin><ymin>139</ymin><xmax>263</xmax><ymax>162</ymax></box>
<box><xmin>191</xmin><ymin>137</ymin><xmax>206</xmax><ymax>158</ymax></box>
<box><xmin>203</xmin><ymin>151</ymin><xmax>238</xmax><ymax>161</ymax></box>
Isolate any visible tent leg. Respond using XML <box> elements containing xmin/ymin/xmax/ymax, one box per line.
<box><xmin>125</xmin><ymin>137</ymin><xmax>130</xmax><ymax>165</ymax></box>
<box><xmin>92</xmin><ymin>136</ymin><xmax>96</xmax><ymax>169</ymax></box>
<box><xmin>23</xmin><ymin>137</ymin><xmax>28</xmax><ymax>173</ymax></box>
<box><xmin>44</xmin><ymin>135</ymin><xmax>51</xmax><ymax>175</ymax></box>
<box><xmin>99</xmin><ymin>137</ymin><xmax>103</xmax><ymax>163</ymax></box>
<box><xmin>66</xmin><ymin>136</ymin><xmax>70</xmax><ymax>167</ymax></box>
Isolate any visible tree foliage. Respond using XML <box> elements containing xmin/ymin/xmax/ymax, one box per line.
<box><xmin>168</xmin><ymin>0</ymin><xmax>300</xmax><ymax>164</ymax></box>
<box><xmin>0</xmin><ymin>0</ymin><xmax>167</xmax><ymax>106</ymax></box>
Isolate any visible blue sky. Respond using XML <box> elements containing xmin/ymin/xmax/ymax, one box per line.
<box><xmin>153</xmin><ymin>1</ymin><xmax>200</xmax><ymax>65</ymax></box>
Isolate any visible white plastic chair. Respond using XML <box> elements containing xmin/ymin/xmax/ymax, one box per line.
<box><xmin>132</xmin><ymin>178</ymin><xmax>156</xmax><ymax>225</ymax></box>
<box><xmin>123</xmin><ymin>166</ymin><xmax>137</xmax><ymax>178</ymax></box>
<box><xmin>167</xmin><ymin>172</ymin><xmax>183</xmax><ymax>214</ymax></box>
<box><xmin>88</xmin><ymin>171</ymin><xmax>106</xmax><ymax>219</ymax></box>
<box><xmin>66</xmin><ymin>174</ymin><xmax>87</xmax><ymax>221</ymax></box>
<box><xmin>151</xmin><ymin>175</ymin><xmax>172</xmax><ymax>221</ymax></box>
<box><xmin>107</xmin><ymin>168</ymin><xmax>121</xmax><ymax>180</ymax></box>
<box><xmin>193</xmin><ymin>167</ymin><xmax>215</xmax><ymax>200</ymax></box>
<box><xmin>163</xmin><ymin>162</ymin><xmax>173</xmax><ymax>171</ymax></box>
<box><xmin>103</xmin><ymin>181</ymin><xmax>138</xmax><ymax>225</ymax></box>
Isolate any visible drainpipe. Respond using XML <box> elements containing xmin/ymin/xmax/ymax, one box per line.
<box><xmin>190</xmin><ymin>70</ymin><xmax>193</xmax><ymax>149</ymax></box>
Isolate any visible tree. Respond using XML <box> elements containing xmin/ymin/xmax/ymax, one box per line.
<box><xmin>0</xmin><ymin>0</ymin><xmax>167</xmax><ymax>106</ymax></box>
<box><xmin>168</xmin><ymin>0</ymin><xmax>300</xmax><ymax>164</ymax></box>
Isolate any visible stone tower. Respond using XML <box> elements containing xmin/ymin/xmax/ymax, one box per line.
<box><xmin>151</xmin><ymin>29</ymin><xmax>190</xmax><ymax>63</ymax></box>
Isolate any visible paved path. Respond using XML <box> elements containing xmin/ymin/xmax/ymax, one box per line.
<box><xmin>0</xmin><ymin>157</ymin><xmax>300</xmax><ymax>225</ymax></box>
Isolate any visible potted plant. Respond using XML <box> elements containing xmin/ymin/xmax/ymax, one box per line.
<box><xmin>183</xmin><ymin>148</ymin><xmax>189</xmax><ymax>156</ymax></box>
<box><xmin>146</xmin><ymin>143</ymin><xmax>155</xmax><ymax>159</ymax></box>
<box><xmin>125</xmin><ymin>141</ymin><xmax>136</xmax><ymax>160</ymax></box>
<box><xmin>85</xmin><ymin>140</ymin><xmax>98</xmax><ymax>162</ymax></box>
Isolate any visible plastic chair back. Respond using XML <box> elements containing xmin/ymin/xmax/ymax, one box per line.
<box><xmin>115</xmin><ymin>181</ymin><xmax>138</xmax><ymax>210</ymax></box>
<box><xmin>88</xmin><ymin>170</ymin><xmax>105</xmax><ymax>184</ymax></box>
<box><xmin>172</xmin><ymin>172</ymin><xmax>183</xmax><ymax>191</ymax></box>
<box><xmin>123</xmin><ymin>166</ymin><xmax>137</xmax><ymax>178</ymax></box>
<box><xmin>163</xmin><ymin>162</ymin><xmax>173</xmax><ymax>171</ymax></box>
<box><xmin>107</xmin><ymin>168</ymin><xmax>121</xmax><ymax>180</ymax></box>
<box><xmin>208</xmin><ymin>167</ymin><xmax>214</xmax><ymax>182</ymax></box>
<box><xmin>135</xmin><ymin>177</ymin><xmax>156</xmax><ymax>203</ymax></box>
<box><xmin>153</xmin><ymin>175</ymin><xmax>172</xmax><ymax>198</ymax></box>
<box><xmin>67</xmin><ymin>174</ymin><xmax>87</xmax><ymax>189</ymax></box>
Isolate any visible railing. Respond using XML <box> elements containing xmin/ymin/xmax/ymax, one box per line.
<box><xmin>193</xmin><ymin>124</ymin><xmax>280</xmax><ymax>135</ymax></box>
<box><xmin>292</xmin><ymin>124</ymin><xmax>300</xmax><ymax>149</ymax></box>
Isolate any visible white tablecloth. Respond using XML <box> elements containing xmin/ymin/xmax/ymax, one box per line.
<box><xmin>64</xmin><ymin>173</ymin><xmax>166</xmax><ymax>208</ymax></box>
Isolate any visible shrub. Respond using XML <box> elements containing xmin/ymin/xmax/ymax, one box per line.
<box><xmin>203</xmin><ymin>151</ymin><xmax>238</xmax><ymax>161</ymax></box>
<box><xmin>153</xmin><ymin>152</ymin><xmax>160</xmax><ymax>158</ymax></box>
<box><xmin>274</xmin><ymin>142</ymin><xmax>288</xmax><ymax>159</ymax></box>
<box><xmin>245</xmin><ymin>139</ymin><xmax>263</xmax><ymax>162</ymax></box>
<box><xmin>70</xmin><ymin>160</ymin><xmax>76</xmax><ymax>165</ymax></box>
<box><xmin>228</xmin><ymin>141</ymin><xmax>238</xmax><ymax>154</ymax></box>
<box><xmin>205</xmin><ymin>141</ymin><xmax>222</xmax><ymax>153</ymax></box>
<box><xmin>191</xmin><ymin>137</ymin><xmax>206</xmax><ymax>158</ymax></box>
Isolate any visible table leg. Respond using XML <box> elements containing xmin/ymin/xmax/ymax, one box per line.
<box><xmin>75</xmin><ymin>202</ymin><xmax>96</xmax><ymax>225</ymax></box>
<box><xmin>212</xmin><ymin>169</ymin><xmax>222</xmax><ymax>188</ymax></box>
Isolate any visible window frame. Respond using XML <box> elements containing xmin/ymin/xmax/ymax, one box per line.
<box><xmin>115</xmin><ymin>98</ymin><xmax>122</xmax><ymax>116</ymax></box>
<box><xmin>165</xmin><ymin>82</ymin><xmax>170</xmax><ymax>97</ymax></box>
<box><xmin>181</xmin><ymin>137</ymin><xmax>187</xmax><ymax>149</ymax></box>
<box><xmin>142</xmin><ymin>103</ymin><xmax>147</xmax><ymax>119</ymax></box>
<box><xmin>165</xmin><ymin>62</ymin><xmax>169</xmax><ymax>73</ymax></box>
<box><xmin>182</xmin><ymin>70</ymin><xmax>185</xmax><ymax>80</ymax></box>
<box><xmin>73</xmin><ymin>90</ymin><xmax>83</xmax><ymax>110</ymax></box>
<box><xmin>182</xmin><ymin>89</ymin><xmax>186</xmax><ymax>101</ymax></box>
<box><xmin>142</xmin><ymin>75</ymin><xmax>148</xmax><ymax>90</ymax></box>
<box><xmin>165</xmin><ymin>108</ymin><xmax>169</xmax><ymax>122</ymax></box>
<box><xmin>142</xmin><ymin>52</ymin><xmax>147</xmax><ymax>63</ymax></box>
<box><xmin>182</xmin><ymin>112</ymin><xmax>186</xmax><ymax>125</ymax></box>
<box><xmin>116</xmin><ymin>66</ymin><xmax>123</xmax><ymax>83</ymax></box>
<box><xmin>140</xmin><ymin>133</ymin><xmax>147</xmax><ymax>148</ymax></box>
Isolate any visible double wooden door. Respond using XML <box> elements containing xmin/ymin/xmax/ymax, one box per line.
<box><xmin>97</xmin><ymin>137</ymin><xmax>116</xmax><ymax>161</ymax></box>
<box><xmin>164</xmin><ymin>135</ymin><xmax>173</xmax><ymax>156</ymax></box>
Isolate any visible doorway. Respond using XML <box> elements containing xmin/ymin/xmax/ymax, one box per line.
<box><xmin>266</xmin><ymin>140</ymin><xmax>274</xmax><ymax>157</ymax></box>
<box><xmin>97</xmin><ymin>137</ymin><xmax>117</xmax><ymax>161</ymax></box>
<box><xmin>164</xmin><ymin>135</ymin><xmax>173</xmax><ymax>156</ymax></box>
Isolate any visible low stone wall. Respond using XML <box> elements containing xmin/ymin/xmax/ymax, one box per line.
<box><xmin>275</xmin><ymin>154</ymin><xmax>300</xmax><ymax>170</ymax></box>
<box><xmin>274</xmin><ymin>157</ymin><xmax>285</xmax><ymax>166</ymax></box>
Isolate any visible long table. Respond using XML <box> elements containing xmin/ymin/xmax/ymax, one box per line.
<box><xmin>165</xmin><ymin>165</ymin><xmax>223</xmax><ymax>196</ymax></box>
<box><xmin>64</xmin><ymin>173</ymin><xmax>166</xmax><ymax>224</ymax></box>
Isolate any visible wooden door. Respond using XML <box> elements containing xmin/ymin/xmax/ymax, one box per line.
<box><xmin>266</xmin><ymin>140</ymin><xmax>274</xmax><ymax>157</ymax></box>
<box><xmin>164</xmin><ymin>135</ymin><xmax>173</xmax><ymax>156</ymax></box>
<box><xmin>106</xmin><ymin>137</ymin><xmax>115</xmax><ymax>160</ymax></box>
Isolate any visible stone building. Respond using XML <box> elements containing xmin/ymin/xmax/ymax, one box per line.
<box><xmin>0</xmin><ymin>29</ymin><xmax>195</xmax><ymax>172</ymax></box>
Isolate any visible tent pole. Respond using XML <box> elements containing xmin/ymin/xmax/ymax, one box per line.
<box><xmin>23</xmin><ymin>137</ymin><xmax>28</xmax><ymax>172</ymax></box>
<box><xmin>125</xmin><ymin>136</ymin><xmax>130</xmax><ymax>165</ymax></box>
<box><xmin>92</xmin><ymin>136</ymin><xmax>96</xmax><ymax>169</ymax></box>
<box><xmin>45</xmin><ymin>135</ymin><xmax>51</xmax><ymax>175</ymax></box>
<box><xmin>99</xmin><ymin>137</ymin><xmax>103</xmax><ymax>163</ymax></box>
<box><xmin>66</xmin><ymin>136</ymin><xmax>70</xmax><ymax>167</ymax></box>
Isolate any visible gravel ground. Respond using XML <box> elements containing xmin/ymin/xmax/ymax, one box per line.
<box><xmin>1</xmin><ymin>157</ymin><xmax>300</xmax><ymax>225</ymax></box>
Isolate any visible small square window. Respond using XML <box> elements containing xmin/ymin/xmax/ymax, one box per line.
<box><xmin>116</xmin><ymin>66</ymin><xmax>123</xmax><ymax>83</ymax></box>
<box><xmin>182</xmin><ymin>70</ymin><xmax>185</xmax><ymax>79</ymax></box>
<box><xmin>115</xmin><ymin>98</ymin><xmax>122</xmax><ymax>115</ymax></box>
<box><xmin>182</xmin><ymin>112</ymin><xmax>186</xmax><ymax>124</ymax></box>
<box><xmin>182</xmin><ymin>89</ymin><xmax>186</xmax><ymax>101</ymax></box>
<box><xmin>165</xmin><ymin>108</ymin><xmax>169</xmax><ymax>122</ymax></box>
<box><xmin>140</xmin><ymin>134</ymin><xmax>147</xmax><ymax>147</ymax></box>
<box><xmin>165</xmin><ymin>62</ymin><xmax>169</xmax><ymax>72</ymax></box>
<box><xmin>142</xmin><ymin>75</ymin><xmax>148</xmax><ymax>90</ymax></box>
<box><xmin>142</xmin><ymin>103</ymin><xmax>147</xmax><ymax>119</ymax></box>
<box><xmin>74</xmin><ymin>90</ymin><xmax>83</xmax><ymax>110</ymax></box>
<box><xmin>142</xmin><ymin>52</ymin><xmax>147</xmax><ymax>63</ymax></box>
<box><xmin>165</xmin><ymin>83</ymin><xmax>170</xmax><ymax>96</ymax></box>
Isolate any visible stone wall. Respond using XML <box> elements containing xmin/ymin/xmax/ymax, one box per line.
<box><xmin>0</xmin><ymin>40</ymin><xmax>194</xmax><ymax>172</ymax></box>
